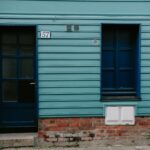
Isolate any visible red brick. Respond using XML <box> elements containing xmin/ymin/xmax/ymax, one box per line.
<box><xmin>38</xmin><ymin>117</ymin><xmax>150</xmax><ymax>142</ymax></box>
<box><xmin>138</xmin><ymin>121</ymin><xmax>150</xmax><ymax>126</ymax></box>
<box><xmin>38</xmin><ymin>131</ymin><xmax>45</xmax><ymax>138</ymax></box>
<box><xmin>69</xmin><ymin>122</ymin><xmax>80</xmax><ymax>127</ymax></box>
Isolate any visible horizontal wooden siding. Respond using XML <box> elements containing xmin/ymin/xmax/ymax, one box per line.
<box><xmin>0</xmin><ymin>0</ymin><xmax>150</xmax><ymax>117</ymax></box>
<box><xmin>38</xmin><ymin>23</ymin><xmax>101</xmax><ymax>117</ymax></box>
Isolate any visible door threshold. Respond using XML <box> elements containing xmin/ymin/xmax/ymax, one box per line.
<box><xmin>0</xmin><ymin>132</ymin><xmax>37</xmax><ymax>148</ymax></box>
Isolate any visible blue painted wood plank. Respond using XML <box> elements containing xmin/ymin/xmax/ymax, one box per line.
<box><xmin>141</xmin><ymin>60</ymin><xmax>150</xmax><ymax>67</ymax></box>
<box><xmin>39</xmin><ymin>74</ymin><xmax>100</xmax><ymax>81</ymax></box>
<box><xmin>38</xmin><ymin>25</ymin><xmax>101</xmax><ymax>32</ymax></box>
<box><xmin>138</xmin><ymin>101</ymin><xmax>150</xmax><ymax>108</ymax></box>
<box><xmin>1</xmin><ymin>1</ymin><xmax>150</xmax><ymax>15</ymax></box>
<box><xmin>39</xmin><ymin>67</ymin><xmax>100</xmax><ymax>74</ymax></box>
<box><xmin>141</xmin><ymin>54</ymin><xmax>150</xmax><ymax>60</ymax></box>
<box><xmin>141</xmin><ymin>74</ymin><xmax>150</xmax><ymax>80</ymax></box>
<box><xmin>141</xmin><ymin>40</ymin><xmax>150</xmax><ymax>46</ymax></box>
<box><xmin>141</xmin><ymin>47</ymin><xmax>150</xmax><ymax>53</ymax></box>
<box><xmin>141</xmin><ymin>25</ymin><xmax>150</xmax><ymax>32</ymax></box>
<box><xmin>39</xmin><ymin>60</ymin><xmax>100</xmax><ymax>67</ymax></box>
<box><xmin>138</xmin><ymin>101</ymin><xmax>150</xmax><ymax>116</ymax></box>
<box><xmin>141</xmin><ymin>94</ymin><xmax>150</xmax><ymax>100</ymax></box>
<box><xmin>38</xmin><ymin>39</ymin><xmax>100</xmax><ymax>46</ymax></box>
<box><xmin>137</xmin><ymin>108</ymin><xmax>150</xmax><ymax>115</ymax></box>
<box><xmin>38</xmin><ymin>46</ymin><xmax>100</xmax><ymax>53</ymax></box>
<box><xmin>0</xmin><ymin>19</ymin><xmax>98</xmax><ymax>25</ymax></box>
<box><xmin>11</xmin><ymin>0</ymin><xmax>150</xmax><ymax>2</ymax></box>
<box><xmin>39</xmin><ymin>81</ymin><xmax>100</xmax><ymax>88</ymax></box>
<box><xmin>141</xmin><ymin>88</ymin><xmax>150</xmax><ymax>94</ymax></box>
<box><xmin>39</xmin><ymin>108</ymin><xmax>103</xmax><ymax>117</ymax></box>
<box><xmin>39</xmin><ymin>101</ymin><xmax>102</xmax><ymax>109</ymax></box>
<box><xmin>38</xmin><ymin>54</ymin><xmax>100</xmax><ymax>60</ymax></box>
<box><xmin>141</xmin><ymin>33</ymin><xmax>150</xmax><ymax>39</ymax></box>
<box><xmin>1</xmin><ymin>18</ymin><xmax>150</xmax><ymax>25</ymax></box>
<box><xmin>39</xmin><ymin>87</ymin><xmax>100</xmax><ymax>95</ymax></box>
<box><xmin>2</xmin><ymin>13</ymin><xmax>150</xmax><ymax>21</ymax></box>
<box><xmin>38</xmin><ymin>32</ymin><xmax>100</xmax><ymax>39</ymax></box>
<box><xmin>39</xmin><ymin>94</ymin><xmax>100</xmax><ymax>102</ymax></box>
<box><xmin>141</xmin><ymin>67</ymin><xmax>150</xmax><ymax>73</ymax></box>
<box><xmin>141</xmin><ymin>81</ymin><xmax>150</xmax><ymax>86</ymax></box>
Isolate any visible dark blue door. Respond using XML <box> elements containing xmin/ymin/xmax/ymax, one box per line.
<box><xmin>102</xmin><ymin>25</ymin><xmax>136</xmax><ymax>96</ymax></box>
<box><xmin>0</xmin><ymin>26</ymin><xmax>37</xmax><ymax>130</ymax></box>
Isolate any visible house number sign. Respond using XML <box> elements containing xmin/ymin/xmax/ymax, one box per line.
<box><xmin>40</xmin><ymin>31</ymin><xmax>51</xmax><ymax>39</ymax></box>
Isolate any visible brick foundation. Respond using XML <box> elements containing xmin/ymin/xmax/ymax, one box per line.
<box><xmin>38</xmin><ymin>117</ymin><xmax>150</xmax><ymax>147</ymax></box>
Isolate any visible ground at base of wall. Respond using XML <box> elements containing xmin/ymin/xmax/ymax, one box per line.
<box><xmin>2</xmin><ymin>146</ymin><xmax>150</xmax><ymax>150</ymax></box>
<box><xmin>38</xmin><ymin>139</ymin><xmax>150</xmax><ymax>149</ymax></box>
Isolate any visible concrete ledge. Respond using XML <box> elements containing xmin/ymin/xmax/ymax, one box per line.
<box><xmin>0</xmin><ymin>133</ymin><xmax>37</xmax><ymax>148</ymax></box>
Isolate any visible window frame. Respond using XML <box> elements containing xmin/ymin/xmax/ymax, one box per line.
<box><xmin>101</xmin><ymin>24</ymin><xmax>141</xmax><ymax>101</ymax></box>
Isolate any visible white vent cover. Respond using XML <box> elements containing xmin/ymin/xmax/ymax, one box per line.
<box><xmin>105</xmin><ymin>106</ymin><xmax>135</xmax><ymax>125</ymax></box>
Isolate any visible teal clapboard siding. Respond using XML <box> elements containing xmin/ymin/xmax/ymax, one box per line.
<box><xmin>1</xmin><ymin>0</ymin><xmax>150</xmax><ymax>117</ymax></box>
<box><xmin>0</xmin><ymin>1</ymin><xmax>150</xmax><ymax>15</ymax></box>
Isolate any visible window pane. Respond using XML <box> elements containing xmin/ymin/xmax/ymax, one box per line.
<box><xmin>102</xmin><ymin>71</ymin><xmax>115</xmax><ymax>89</ymax></box>
<box><xmin>19</xmin><ymin>33</ymin><xmax>34</xmax><ymax>45</ymax></box>
<box><xmin>102</xmin><ymin>51</ymin><xmax>115</xmax><ymax>68</ymax></box>
<box><xmin>18</xmin><ymin>80</ymin><xmax>35</xmax><ymax>103</ymax></box>
<box><xmin>2</xmin><ymin>59</ymin><xmax>17</xmax><ymax>78</ymax></box>
<box><xmin>103</xmin><ymin>29</ymin><xmax>115</xmax><ymax>49</ymax></box>
<box><xmin>2</xmin><ymin>45</ymin><xmax>17</xmax><ymax>56</ymax></box>
<box><xmin>2</xmin><ymin>81</ymin><xmax>17</xmax><ymax>102</ymax></box>
<box><xmin>119</xmin><ymin>71</ymin><xmax>134</xmax><ymax>88</ymax></box>
<box><xmin>1</xmin><ymin>33</ymin><xmax>17</xmax><ymax>44</ymax></box>
<box><xmin>20</xmin><ymin>59</ymin><xmax>34</xmax><ymax>78</ymax></box>
<box><xmin>119</xmin><ymin>51</ymin><xmax>133</xmax><ymax>68</ymax></box>
<box><xmin>118</xmin><ymin>31</ymin><xmax>133</xmax><ymax>49</ymax></box>
<box><xmin>20</xmin><ymin>46</ymin><xmax>34</xmax><ymax>56</ymax></box>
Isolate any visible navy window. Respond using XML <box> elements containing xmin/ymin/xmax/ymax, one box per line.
<box><xmin>101</xmin><ymin>24</ymin><xmax>140</xmax><ymax>100</ymax></box>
